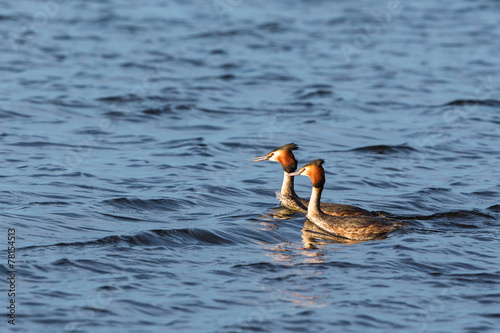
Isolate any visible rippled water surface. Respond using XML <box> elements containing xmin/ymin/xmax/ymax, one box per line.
<box><xmin>2</xmin><ymin>1</ymin><xmax>500</xmax><ymax>332</ymax></box>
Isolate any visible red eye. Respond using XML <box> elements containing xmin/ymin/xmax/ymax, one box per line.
<box><xmin>270</xmin><ymin>153</ymin><xmax>274</xmax><ymax>156</ymax></box>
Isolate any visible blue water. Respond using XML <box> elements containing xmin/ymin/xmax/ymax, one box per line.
<box><xmin>1</xmin><ymin>0</ymin><xmax>500</xmax><ymax>332</ymax></box>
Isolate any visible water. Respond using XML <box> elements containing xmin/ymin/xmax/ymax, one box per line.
<box><xmin>1</xmin><ymin>0</ymin><xmax>500</xmax><ymax>332</ymax></box>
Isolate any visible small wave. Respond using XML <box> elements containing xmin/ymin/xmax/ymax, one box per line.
<box><xmin>102</xmin><ymin>197</ymin><xmax>195</xmax><ymax>212</ymax></box>
<box><xmin>470</xmin><ymin>190</ymin><xmax>498</xmax><ymax>198</ymax></box>
<box><xmin>0</xmin><ymin>264</ymin><xmax>9</xmax><ymax>275</ymax></box>
<box><xmin>257</xmin><ymin>22</ymin><xmax>289</xmax><ymax>33</ymax></box>
<box><xmin>252</xmin><ymin>73</ymin><xmax>299</xmax><ymax>82</ymax></box>
<box><xmin>51</xmin><ymin>258</ymin><xmax>121</xmax><ymax>274</ymax></box>
<box><xmin>174</xmin><ymin>104</ymin><xmax>194</xmax><ymax>111</ymax></box>
<box><xmin>25</xmin><ymin>228</ymin><xmax>243</xmax><ymax>250</ymax></box>
<box><xmin>174</xmin><ymin>125</ymin><xmax>225</xmax><ymax>131</ymax></box>
<box><xmin>196</xmin><ymin>107</ymin><xmax>230</xmax><ymax>114</ymax></box>
<box><xmin>175</xmin><ymin>57</ymin><xmax>205</xmax><ymax>67</ymax></box>
<box><xmin>7</xmin><ymin>141</ymin><xmax>118</xmax><ymax>150</ymax></box>
<box><xmin>74</xmin><ymin>128</ymin><xmax>110</xmax><ymax>135</ymax></box>
<box><xmin>327</xmin><ymin>17</ymin><xmax>346</xmax><ymax>25</ymax></box>
<box><xmin>232</xmin><ymin>262</ymin><xmax>287</xmax><ymax>272</ymax></box>
<box><xmin>232</xmin><ymin>260</ymin><xmax>367</xmax><ymax>272</ymax></box>
<box><xmin>27</xmin><ymin>201</ymin><xmax>70</xmax><ymax>206</ymax></box>
<box><xmin>219</xmin><ymin>62</ymin><xmax>240</xmax><ymax>70</ymax></box>
<box><xmin>190</xmin><ymin>29</ymin><xmax>263</xmax><ymax>39</ymax></box>
<box><xmin>50</xmin><ymin>98</ymin><xmax>90</xmax><ymax>108</ymax></box>
<box><xmin>96</xmin><ymin>94</ymin><xmax>143</xmax><ymax>103</ymax></box>
<box><xmin>427</xmin><ymin>209</ymin><xmax>494</xmax><ymax>220</ymax></box>
<box><xmin>100</xmin><ymin>111</ymin><xmax>153</xmax><ymax>123</ymax></box>
<box><xmin>120</xmin><ymin>62</ymin><xmax>158</xmax><ymax>70</ymax></box>
<box><xmin>158</xmin><ymin>137</ymin><xmax>205</xmax><ymax>151</ymax></box>
<box><xmin>354</xmin><ymin>314</ymin><xmax>405</xmax><ymax>329</ymax></box>
<box><xmin>141</xmin><ymin>106</ymin><xmax>172</xmax><ymax>116</ymax></box>
<box><xmin>294</xmin><ymin>85</ymin><xmax>333</xmax><ymax>99</ymax></box>
<box><xmin>442</xmin><ymin>99</ymin><xmax>500</xmax><ymax>107</ymax></box>
<box><xmin>367</xmin><ymin>101</ymin><xmax>411</xmax><ymax>108</ymax></box>
<box><xmin>418</xmin><ymin>187</ymin><xmax>451</xmax><ymax>193</ymax></box>
<box><xmin>447</xmin><ymin>272</ymin><xmax>500</xmax><ymax>284</ymax></box>
<box><xmin>487</xmin><ymin>205</ymin><xmax>500</xmax><ymax>212</ymax></box>
<box><xmin>98</xmin><ymin>212</ymin><xmax>145</xmax><ymax>221</ymax></box>
<box><xmin>350</xmin><ymin>144</ymin><xmax>417</xmax><ymax>154</ymax></box>
<box><xmin>218</xmin><ymin>74</ymin><xmax>235</xmax><ymax>81</ymax></box>
<box><xmin>0</xmin><ymin>110</ymin><xmax>31</xmax><ymax>118</ymax></box>
<box><xmin>393</xmin><ymin>209</ymin><xmax>495</xmax><ymax>221</ymax></box>
<box><xmin>480</xmin><ymin>313</ymin><xmax>500</xmax><ymax>319</ymax></box>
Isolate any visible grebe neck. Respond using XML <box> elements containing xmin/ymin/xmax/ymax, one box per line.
<box><xmin>308</xmin><ymin>185</ymin><xmax>323</xmax><ymax>217</ymax></box>
<box><xmin>281</xmin><ymin>171</ymin><xmax>297</xmax><ymax>197</ymax></box>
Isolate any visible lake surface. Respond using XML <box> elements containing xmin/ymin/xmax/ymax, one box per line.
<box><xmin>1</xmin><ymin>0</ymin><xmax>500</xmax><ymax>332</ymax></box>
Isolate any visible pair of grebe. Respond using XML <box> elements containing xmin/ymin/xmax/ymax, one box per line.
<box><xmin>253</xmin><ymin>143</ymin><xmax>403</xmax><ymax>240</ymax></box>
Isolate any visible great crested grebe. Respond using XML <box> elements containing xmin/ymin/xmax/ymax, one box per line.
<box><xmin>253</xmin><ymin>143</ymin><xmax>375</xmax><ymax>217</ymax></box>
<box><xmin>288</xmin><ymin>159</ymin><xmax>403</xmax><ymax>240</ymax></box>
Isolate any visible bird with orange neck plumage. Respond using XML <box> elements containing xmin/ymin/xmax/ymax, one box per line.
<box><xmin>253</xmin><ymin>143</ymin><xmax>375</xmax><ymax>217</ymax></box>
<box><xmin>288</xmin><ymin>159</ymin><xmax>404</xmax><ymax>240</ymax></box>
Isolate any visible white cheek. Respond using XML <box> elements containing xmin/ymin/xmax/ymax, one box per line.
<box><xmin>269</xmin><ymin>155</ymin><xmax>278</xmax><ymax>162</ymax></box>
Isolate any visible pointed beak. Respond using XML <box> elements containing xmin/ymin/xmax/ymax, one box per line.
<box><xmin>253</xmin><ymin>154</ymin><xmax>270</xmax><ymax>162</ymax></box>
<box><xmin>287</xmin><ymin>170</ymin><xmax>301</xmax><ymax>177</ymax></box>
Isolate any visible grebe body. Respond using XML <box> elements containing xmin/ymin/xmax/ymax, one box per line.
<box><xmin>288</xmin><ymin>159</ymin><xmax>403</xmax><ymax>240</ymax></box>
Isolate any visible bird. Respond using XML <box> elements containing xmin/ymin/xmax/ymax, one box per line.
<box><xmin>288</xmin><ymin>159</ymin><xmax>404</xmax><ymax>240</ymax></box>
<box><xmin>253</xmin><ymin>143</ymin><xmax>375</xmax><ymax>217</ymax></box>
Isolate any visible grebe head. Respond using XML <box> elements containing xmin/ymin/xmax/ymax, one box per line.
<box><xmin>287</xmin><ymin>159</ymin><xmax>325</xmax><ymax>188</ymax></box>
<box><xmin>253</xmin><ymin>143</ymin><xmax>298</xmax><ymax>173</ymax></box>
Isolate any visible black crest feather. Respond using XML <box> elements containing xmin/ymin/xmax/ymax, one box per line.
<box><xmin>303</xmin><ymin>159</ymin><xmax>325</xmax><ymax>168</ymax></box>
<box><xmin>271</xmin><ymin>143</ymin><xmax>299</xmax><ymax>152</ymax></box>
